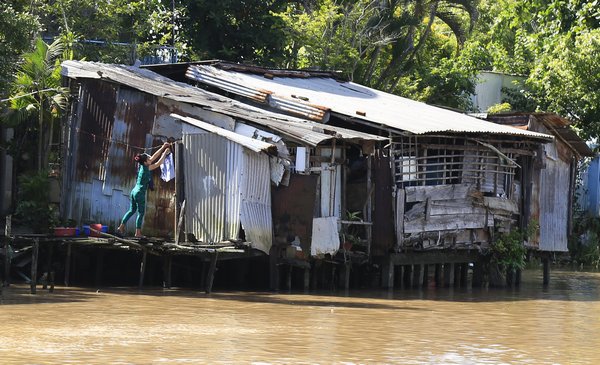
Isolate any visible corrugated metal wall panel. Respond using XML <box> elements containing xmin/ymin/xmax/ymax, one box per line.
<box><xmin>240</xmin><ymin>150</ymin><xmax>273</xmax><ymax>253</ymax></box>
<box><xmin>225</xmin><ymin>142</ymin><xmax>243</xmax><ymax>239</ymax></box>
<box><xmin>539</xmin><ymin>157</ymin><xmax>570</xmax><ymax>252</ymax></box>
<box><xmin>64</xmin><ymin>82</ymin><xmax>176</xmax><ymax>236</ymax></box>
<box><xmin>183</xmin><ymin>133</ymin><xmax>228</xmax><ymax>243</ymax></box>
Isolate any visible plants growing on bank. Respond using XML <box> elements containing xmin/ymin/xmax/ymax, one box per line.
<box><xmin>490</xmin><ymin>220</ymin><xmax>539</xmax><ymax>273</ymax></box>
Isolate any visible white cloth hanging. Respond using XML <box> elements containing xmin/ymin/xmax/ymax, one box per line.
<box><xmin>160</xmin><ymin>153</ymin><xmax>175</xmax><ymax>182</ymax></box>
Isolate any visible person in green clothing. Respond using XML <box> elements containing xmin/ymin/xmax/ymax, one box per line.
<box><xmin>117</xmin><ymin>142</ymin><xmax>171</xmax><ymax>237</ymax></box>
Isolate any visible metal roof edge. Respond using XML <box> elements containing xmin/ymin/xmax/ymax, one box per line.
<box><xmin>172</xmin><ymin>113</ymin><xmax>277</xmax><ymax>154</ymax></box>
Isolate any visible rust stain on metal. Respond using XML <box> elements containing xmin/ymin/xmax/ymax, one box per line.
<box><xmin>271</xmin><ymin>174</ymin><xmax>318</xmax><ymax>255</ymax></box>
<box><xmin>372</xmin><ymin>151</ymin><xmax>395</xmax><ymax>256</ymax></box>
<box><xmin>76</xmin><ymin>80</ymin><xmax>117</xmax><ymax>181</ymax></box>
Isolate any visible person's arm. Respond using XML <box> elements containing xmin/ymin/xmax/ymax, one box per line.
<box><xmin>149</xmin><ymin>142</ymin><xmax>171</xmax><ymax>163</ymax></box>
<box><xmin>149</xmin><ymin>147</ymin><xmax>170</xmax><ymax>171</ymax></box>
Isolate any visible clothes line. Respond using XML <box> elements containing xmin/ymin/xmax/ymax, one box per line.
<box><xmin>74</xmin><ymin>127</ymin><xmax>181</xmax><ymax>151</ymax></box>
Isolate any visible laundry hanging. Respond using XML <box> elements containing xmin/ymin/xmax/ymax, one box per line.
<box><xmin>160</xmin><ymin>153</ymin><xmax>175</xmax><ymax>182</ymax></box>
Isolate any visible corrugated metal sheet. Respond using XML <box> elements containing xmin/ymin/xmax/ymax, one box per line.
<box><xmin>183</xmin><ymin>133</ymin><xmax>229</xmax><ymax>243</ymax></box>
<box><xmin>539</xmin><ymin>145</ymin><xmax>570</xmax><ymax>252</ymax></box>
<box><xmin>63</xmin><ymin>80</ymin><xmax>176</xmax><ymax>236</ymax></box>
<box><xmin>485</xmin><ymin>113</ymin><xmax>593</xmax><ymax>157</ymax></box>
<box><xmin>310</xmin><ymin>217</ymin><xmax>340</xmax><ymax>256</ymax></box>
<box><xmin>174</xmin><ymin>113</ymin><xmax>277</xmax><ymax>153</ymax></box>
<box><xmin>185</xmin><ymin>64</ymin><xmax>553</xmax><ymax>140</ymax></box>
<box><xmin>240</xmin><ymin>150</ymin><xmax>273</xmax><ymax>254</ymax></box>
<box><xmin>182</xmin><ymin>133</ymin><xmax>272</xmax><ymax>253</ymax></box>
<box><xmin>271</xmin><ymin>174</ymin><xmax>318</xmax><ymax>255</ymax></box>
<box><xmin>61</xmin><ymin>61</ymin><xmax>385</xmax><ymax>146</ymax></box>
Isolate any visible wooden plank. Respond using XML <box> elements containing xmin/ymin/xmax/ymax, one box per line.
<box><xmin>443</xmin><ymin>263</ymin><xmax>455</xmax><ymax>287</ymax></box>
<box><xmin>405</xmin><ymin>184</ymin><xmax>475</xmax><ymax>203</ymax></box>
<box><xmin>390</xmin><ymin>251</ymin><xmax>480</xmax><ymax>266</ymax></box>
<box><xmin>138</xmin><ymin>249</ymin><xmax>147</xmax><ymax>288</ymax></box>
<box><xmin>396</xmin><ymin>189</ymin><xmax>405</xmax><ymax>247</ymax></box>
<box><xmin>430</xmin><ymin>205</ymin><xmax>487</xmax><ymax>216</ymax></box>
<box><xmin>64</xmin><ymin>243</ymin><xmax>72</xmax><ymax>287</ymax></box>
<box><xmin>404</xmin><ymin>214</ymin><xmax>490</xmax><ymax>233</ymax></box>
<box><xmin>30</xmin><ymin>238</ymin><xmax>39</xmax><ymax>294</ymax></box>
<box><xmin>483</xmin><ymin>197</ymin><xmax>519</xmax><ymax>214</ymax></box>
<box><xmin>381</xmin><ymin>258</ymin><xmax>394</xmax><ymax>288</ymax></box>
<box><xmin>205</xmin><ymin>251</ymin><xmax>219</xmax><ymax>294</ymax></box>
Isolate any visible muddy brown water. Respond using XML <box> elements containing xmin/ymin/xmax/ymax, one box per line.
<box><xmin>1</xmin><ymin>269</ymin><xmax>599</xmax><ymax>364</ymax></box>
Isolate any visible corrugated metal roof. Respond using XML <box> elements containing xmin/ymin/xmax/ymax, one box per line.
<box><xmin>173</xmin><ymin>113</ymin><xmax>276</xmax><ymax>153</ymax></box>
<box><xmin>61</xmin><ymin>61</ymin><xmax>386</xmax><ymax>147</ymax></box>
<box><xmin>185</xmin><ymin>64</ymin><xmax>553</xmax><ymax>141</ymax></box>
<box><xmin>483</xmin><ymin>113</ymin><xmax>593</xmax><ymax>157</ymax></box>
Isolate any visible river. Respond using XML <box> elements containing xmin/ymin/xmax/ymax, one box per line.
<box><xmin>1</xmin><ymin>268</ymin><xmax>598</xmax><ymax>364</ymax></box>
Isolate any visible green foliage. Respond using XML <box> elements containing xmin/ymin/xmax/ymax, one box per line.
<box><xmin>0</xmin><ymin>2</ymin><xmax>39</xmax><ymax>97</ymax></box>
<box><xmin>14</xmin><ymin>171</ymin><xmax>56</xmax><ymax>232</ymax></box>
<box><xmin>181</xmin><ymin>0</ymin><xmax>288</xmax><ymax>65</ymax></box>
<box><xmin>461</xmin><ymin>0</ymin><xmax>600</xmax><ymax>138</ymax></box>
<box><xmin>569</xmin><ymin>209</ymin><xmax>600</xmax><ymax>268</ymax></box>
<box><xmin>487</xmin><ymin>102</ymin><xmax>512</xmax><ymax>114</ymax></box>
<box><xmin>5</xmin><ymin>37</ymin><xmax>69</xmax><ymax>172</ymax></box>
<box><xmin>490</xmin><ymin>220</ymin><xmax>538</xmax><ymax>270</ymax></box>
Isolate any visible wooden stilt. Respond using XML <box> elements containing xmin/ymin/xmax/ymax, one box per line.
<box><xmin>269</xmin><ymin>246</ymin><xmax>280</xmax><ymax>291</ymax></box>
<box><xmin>138</xmin><ymin>249</ymin><xmax>147</xmax><ymax>288</ymax></box>
<box><xmin>434</xmin><ymin>264</ymin><xmax>442</xmax><ymax>287</ymax></box>
<box><xmin>286</xmin><ymin>265</ymin><xmax>293</xmax><ymax>291</ymax></box>
<box><xmin>422</xmin><ymin>264</ymin><xmax>429</xmax><ymax>287</ymax></box>
<box><xmin>49</xmin><ymin>271</ymin><xmax>55</xmax><ymax>293</ymax></box>
<box><xmin>64</xmin><ymin>243</ymin><xmax>72</xmax><ymax>287</ymax></box>
<box><xmin>95</xmin><ymin>250</ymin><xmax>104</xmax><ymax>288</ymax></box>
<box><xmin>30</xmin><ymin>238</ymin><xmax>39</xmax><ymax>294</ymax></box>
<box><xmin>205</xmin><ymin>252</ymin><xmax>218</xmax><ymax>294</ymax></box>
<box><xmin>453</xmin><ymin>264</ymin><xmax>461</xmax><ymax>287</ymax></box>
<box><xmin>460</xmin><ymin>263</ymin><xmax>468</xmax><ymax>287</ymax></box>
<box><xmin>3</xmin><ymin>238</ymin><xmax>10</xmax><ymax>287</ymax></box>
<box><xmin>403</xmin><ymin>265</ymin><xmax>413</xmax><ymax>288</ymax></box>
<box><xmin>543</xmin><ymin>257</ymin><xmax>550</xmax><ymax>286</ymax></box>
<box><xmin>515</xmin><ymin>268</ymin><xmax>522</xmax><ymax>287</ymax></box>
<box><xmin>43</xmin><ymin>243</ymin><xmax>54</xmax><ymax>290</ymax></box>
<box><xmin>4</xmin><ymin>216</ymin><xmax>11</xmax><ymax>287</ymax></box>
<box><xmin>413</xmin><ymin>264</ymin><xmax>424</xmax><ymax>288</ymax></box>
<box><xmin>443</xmin><ymin>263</ymin><xmax>454</xmax><ymax>288</ymax></box>
<box><xmin>164</xmin><ymin>255</ymin><xmax>173</xmax><ymax>289</ymax></box>
<box><xmin>303</xmin><ymin>267</ymin><xmax>310</xmax><ymax>292</ymax></box>
<box><xmin>472</xmin><ymin>261</ymin><xmax>483</xmax><ymax>288</ymax></box>
<box><xmin>381</xmin><ymin>258</ymin><xmax>394</xmax><ymax>288</ymax></box>
<box><xmin>340</xmin><ymin>262</ymin><xmax>351</xmax><ymax>290</ymax></box>
<box><xmin>394</xmin><ymin>264</ymin><xmax>403</xmax><ymax>289</ymax></box>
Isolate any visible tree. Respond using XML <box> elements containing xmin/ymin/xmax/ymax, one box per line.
<box><xmin>0</xmin><ymin>1</ymin><xmax>39</xmax><ymax>97</ymax></box>
<box><xmin>181</xmin><ymin>0</ymin><xmax>289</xmax><ymax>65</ymax></box>
<box><xmin>6</xmin><ymin>38</ymin><xmax>68</xmax><ymax>172</ymax></box>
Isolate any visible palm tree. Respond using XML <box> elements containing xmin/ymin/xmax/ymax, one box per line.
<box><xmin>359</xmin><ymin>0</ymin><xmax>479</xmax><ymax>91</ymax></box>
<box><xmin>7</xmin><ymin>37</ymin><xmax>68</xmax><ymax>172</ymax></box>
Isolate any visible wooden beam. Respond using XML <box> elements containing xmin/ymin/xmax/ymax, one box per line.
<box><xmin>381</xmin><ymin>258</ymin><xmax>394</xmax><ymax>288</ymax></box>
<box><xmin>405</xmin><ymin>185</ymin><xmax>475</xmax><ymax>203</ymax></box>
<box><xmin>434</xmin><ymin>264</ymin><xmax>442</xmax><ymax>287</ymax></box>
<box><xmin>138</xmin><ymin>249</ymin><xmax>147</xmax><ymax>288</ymax></box>
<box><xmin>413</xmin><ymin>264</ymin><xmax>424</xmax><ymax>287</ymax></box>
<box><xmin>64</xmin><ymin>243</ymin><xmax>72</xmax><ymax>287</ymax></box>
<box><xmin>164</xmin><ymin>255</ymin><xmax>173</xmax><ymax>289</ymax></box>
<box><xmin>443</xmin><ymin>263</ymin><xmax>455</xmax><ymax>288</ymax></box>
<box><xmin>389</xmin><ymin>251</ymin><xmax>480</xmax><ymax>266</ymax></box>
<box><xmin>460</xmin><ymin>263</ymin><xmax>469</xmax><ymax>287</ymax></box>
<box><xmin>543</xmin><ymin>257</ymin><xmax>550</xmax><ymax>286</ymax></box>
<box><xmin>396</xmin><ymin>189</ymin><xmax>405</xmax><ymax>247</ymax></box>
<box><xmin>205</xmin><ymin>252</ymin><xmax>218</xmax><ymax>294</ymax></box>
<box><xmin>30</xmin><ymin>238</ymin><xmax>39</xmax><ymax>294</ymax></box>
<box><xmin>472</xmin><ymin>262</ymin><xmax>483</xmax><ymax>287</ymax></box>
<box><xmin>404</xmin><ymin>214</ymin><xmax>490</xmax><ymax>233</ymax></box>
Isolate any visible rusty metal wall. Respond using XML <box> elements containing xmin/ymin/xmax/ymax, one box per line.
<box><xmin>63</xmin><ymin>80</ymin><xmax>176</xmax><ymax>236</ymax></box>
<box><xmin>372</xmin><ymin>151</ymin><xmax>395</xmax><ymax>256</ymax></box>
<box><xmin>538</xmin><ymin>144</ymin><xmax>571</xmax><ymax>252</ymax></box>
<box><xmin>271</xmin><ymin>174</ymin><xmax>318</xmax><ymax>255</ymax></box>
<box><xmin>240</xmin><ymin>149</ymin><xmax>273</xmax><ymax>254</ymax></box>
